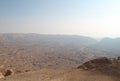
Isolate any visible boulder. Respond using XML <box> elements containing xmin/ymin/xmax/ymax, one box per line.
<box><xmin>4</xmin><ymin>69</ymin><xmax>14</xmax><ymax>76</ymax></box>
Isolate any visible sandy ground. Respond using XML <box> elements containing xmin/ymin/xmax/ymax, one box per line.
<box><xmin>0</xmin><ymin>68</ymin><xmax>117</xmax><ymax>81</ymax></box>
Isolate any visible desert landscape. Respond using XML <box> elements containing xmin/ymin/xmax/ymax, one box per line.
<box><xmin>1</xmin><ymin>0</ymin><xmax>120</xmax><ymax>81</ymax></box>
<box><xmin>0</xmin><ymin>34</ymin><xmax>119</xmax><ymax>81</ymax></box>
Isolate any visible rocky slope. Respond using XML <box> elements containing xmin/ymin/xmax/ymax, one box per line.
<box><xmin>0</xmin><ymin>57</ymin><xmax>120</xmax><ymax>81</ymax></box>
<box><xmin>78</xmin><ymin>57</ymin><xmax>120</xmax><ymax>79</ymax></box>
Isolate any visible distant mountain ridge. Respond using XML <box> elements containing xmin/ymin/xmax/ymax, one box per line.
<box><xmin>0</xmin><ymin>33</ymin><xmax>97</xmax><ymax>48</ymax></box>
<box><xmin>91</xmin><ymin>37</ymin><xmax>120</xmax><ymax>56</ymax></box>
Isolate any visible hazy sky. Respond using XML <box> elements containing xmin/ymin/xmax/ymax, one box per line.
<box><xmin>0</xmin><ymin>0</ymin><xmax>120</xmax><ymax>38</ymax></box>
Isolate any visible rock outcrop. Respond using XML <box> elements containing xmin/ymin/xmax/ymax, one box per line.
<box><xmin>77</xmin><ymin>57</ymin><xmax>120</xmax><ymax>77</ymax></box>
<box><xmin>77</xmin><ymin>57</ymin><xmax>112</xmax><ymax>70</ymax></box>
